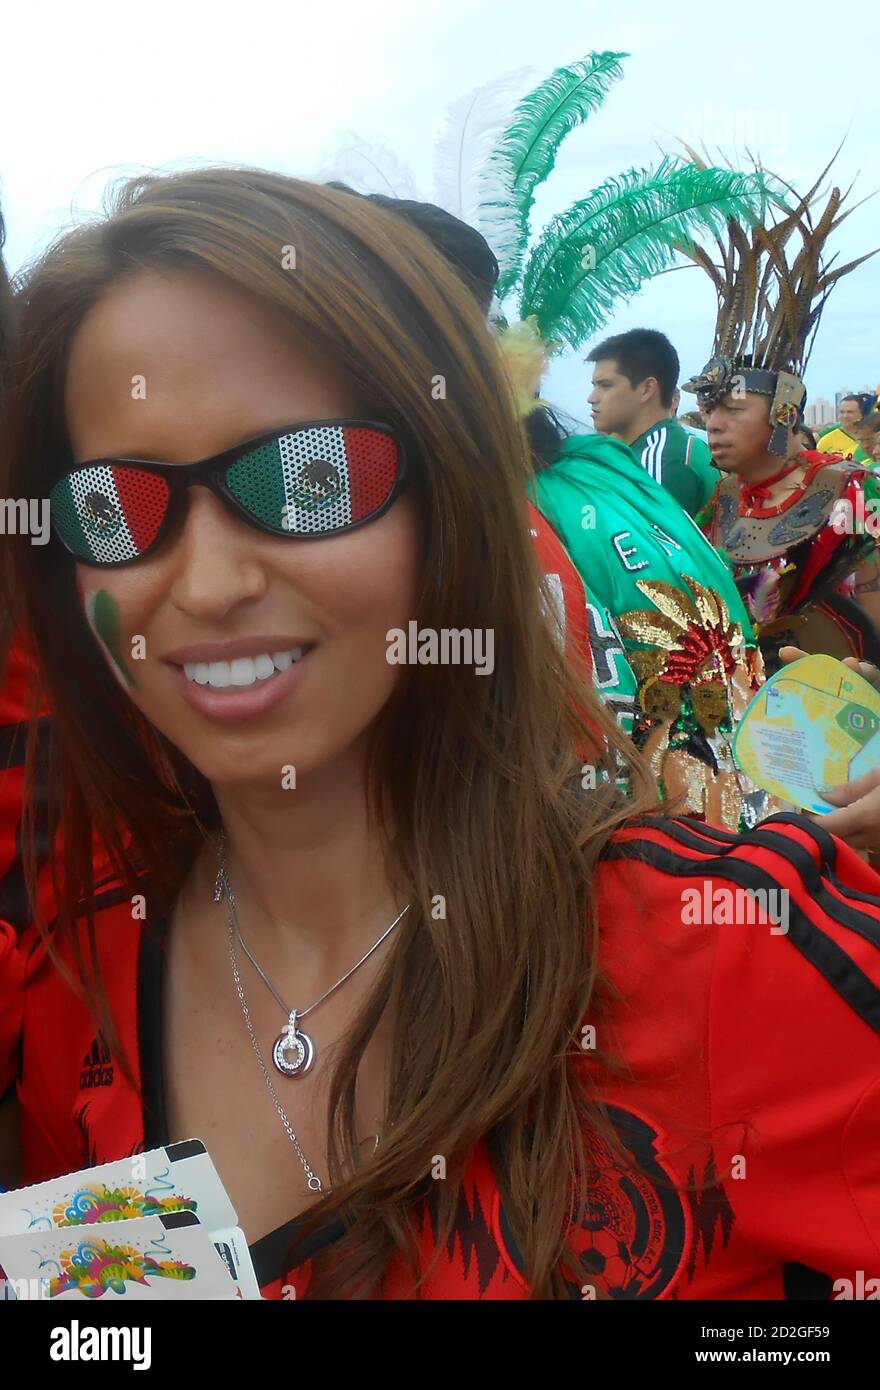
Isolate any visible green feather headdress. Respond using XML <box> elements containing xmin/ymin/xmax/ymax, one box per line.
<box><xmin>320</xmin><ymin>52</ymin><xmax>774</xmax><ymax>401</ymax></box>
<box><xmin>472</xmin><ymin>54</ymin><xmax>772</xmax><ymax>409</ymax></box>
<box><xmin>478</xmin><ymin>51</ymin><xmax>628</xmax><ymax>303</ymax></box>
<box><xmin>515</xmin><ymin>158</ymin><xmax>773</xmax><ymax>352</ymax></box>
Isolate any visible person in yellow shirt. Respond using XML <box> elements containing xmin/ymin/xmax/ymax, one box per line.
<box><xmin>817</xmin><ymin>392</ymin><xmax>879</xmax><ymax>462</ymax></box>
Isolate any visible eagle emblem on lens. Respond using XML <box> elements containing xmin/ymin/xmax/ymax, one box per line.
<box><xmin>83</xmin><ymin>490</ymin><xmax>121</xmax><ymax>537</ymax></box>
<box><xmin>291</xmin><ymin>459</ymin><xmax>341</xmax><ymax>512</ymax></box>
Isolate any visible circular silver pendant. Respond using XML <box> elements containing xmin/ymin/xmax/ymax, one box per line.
<box><xmin>272</xmin><ymin>1024</ymin><xmax>315</xmax><ymax>1078</ymax></box>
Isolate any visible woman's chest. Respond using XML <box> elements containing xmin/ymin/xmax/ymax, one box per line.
<box><xmin>163</xmin><ymin>1031</ymin><xmax>322</xmax><ymax>1243</ymax></box>
<box><xmin>160</xmin><ymin>934</ymin><xmax>387</xmax><ymax>1246</ymax></box>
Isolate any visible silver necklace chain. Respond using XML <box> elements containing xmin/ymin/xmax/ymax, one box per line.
<box><xmin>216</xmin><ymin>831</ymin><xmax>409</xmax><ymax>1193</ymax></box>
<box><xmin>217</xmin><ymin>830</ymin><xmax>410</xmax><ymax>1021</ymax></box>
<box><xmin>226</xmin><ymin>918</ymin><xmax>325</xmax><ymax>1193</ymax></box>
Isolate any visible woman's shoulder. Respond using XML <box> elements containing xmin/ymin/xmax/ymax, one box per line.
<box><xmin>20</xmin><ymin>875</ymin><xmax>154</xmax><ymax>1088</ymax></box>
<box><xmin>602</xmin><ymin>809</ymin><xmax>880</xmax><ymax>892</ymax></box>
<box><xmin>599</xmin><ymin>811</ymin><xmax>880</xmax><ymax>924</ymax></box>
<box><xmin>23</xmin><ymin>874</ymin><xmax>149</xmax><ymax>984</ymax></box>
<box><xmin>583</xmin><ymin>813</ymin><xmax>880</xmax><ymax>1295</ymax></box>
<box><xmin>596</xmin><ymin>812</ymin><xmax>880</xmax><ymax>1027</ymax></box>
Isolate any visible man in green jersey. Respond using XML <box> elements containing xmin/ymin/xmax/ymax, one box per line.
<box><xmin>586</xmin><ymin>328</ymin><xmax>718</xmax><ymax>516</ymax></box>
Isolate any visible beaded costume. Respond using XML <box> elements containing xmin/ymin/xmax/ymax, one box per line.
<box><xmin>683</xmin><ymin>163</ymin><xmax>880</xmax><ymax>673</ymax></box>
<box><xmin>700</xmin><ymin>448</ymin><xmax>880</xmax><ymax>671</ymax></box>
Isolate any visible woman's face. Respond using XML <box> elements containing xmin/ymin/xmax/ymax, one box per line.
<box><xmin>65</xmin><ymin>267</ymin><xmax>419</xmax><ymax>790</ymax></box>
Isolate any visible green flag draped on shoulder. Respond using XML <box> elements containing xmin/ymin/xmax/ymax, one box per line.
<box><xmin>530</xmin><ymin>432</ymin><xmax>753</xmax><ymax>638</ymax></box>
<box><xmin>530</xmin><ymin>433</ymin><xmax>777</xmax><ymax>829</ymax></box>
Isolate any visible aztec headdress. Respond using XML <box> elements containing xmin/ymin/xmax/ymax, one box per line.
<box><xmin>681</xmin><ymin>156</ymin><xmax>879</xmax><ymax>456</ymax></box>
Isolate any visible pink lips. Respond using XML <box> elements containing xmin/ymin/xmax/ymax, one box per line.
<box><xmin>170</xmin><ymin>649</ymin><xmax>313</xmax><ymax>723</ymax></box>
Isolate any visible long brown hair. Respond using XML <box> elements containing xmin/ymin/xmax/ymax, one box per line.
<box><xmin>1</xmin><ymin>198</ymin><xmax>19</xmax><ymax>662</ymax></box>
<box><xmin>0</xmin><ymin>200</ymin><xmax>15</xmax><ymax>398</ymax></box>
<box><xmin>3</xmin><ymin>167</ymin><xmax>659</xmax><ymax>1297</ymax></box>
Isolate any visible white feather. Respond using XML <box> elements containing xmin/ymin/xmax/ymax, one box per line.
<box><xmin>432</xmin><ymin>67</ymin><xmax>537</xmax><ymax>236</ymax></box>
<box><xmin>477</xmin><ymin>187</ymin><xmax>528</xmax><ymax>294</ymax></box>
<box><xmin>316</xmin><ymin>131</ymin><xmax>420</xmax><ymax>199</ymax></box>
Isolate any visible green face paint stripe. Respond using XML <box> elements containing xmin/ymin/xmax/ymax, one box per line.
<box><xmin>92</xmin><ymin>589</ymin><xmax>137</xmax><ymax>688</ymax></box>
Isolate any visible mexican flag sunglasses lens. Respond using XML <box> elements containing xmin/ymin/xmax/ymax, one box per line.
<box><xmin>51</xmin><ymin>465</ymin><xmax>170</xmax><ymax>563</ymax></box>
<box><xmin>52</xmin><ymin>426</ymin><xmax>400</xmax><ymax>562</ymax></box>
<box><xmin>225</xmin><ymin>425</ymin><xmax>399</xmax><ymax>534</ymax></box>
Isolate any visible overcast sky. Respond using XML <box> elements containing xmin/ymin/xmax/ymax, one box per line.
<box><xmin>2</xmin><ymin>0</ymin><xmax>877</xmax><ymax>423</ymax></box>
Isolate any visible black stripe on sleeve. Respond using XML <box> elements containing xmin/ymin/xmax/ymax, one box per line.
<box><xmin>645</xmin><ymin>814</ymin><xmax>880</xmax><ymax>938</ymax></box>
<box><xmin>604</xmin><ymin>818</ymin><xmax>880</xmax><ymax>1032</ymax></box>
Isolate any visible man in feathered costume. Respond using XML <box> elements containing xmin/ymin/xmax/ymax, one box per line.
<box><xmin>686</xmin><ymin>164</ymin><xmax>880</xmax><ymax>675</ymax></box>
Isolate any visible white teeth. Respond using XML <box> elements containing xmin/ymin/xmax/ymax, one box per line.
<box><xmin>182</xmin><ymin>647</ymin><xmax>308</xmax><ymax>688</ymax></box>
<box><xmin>208</xmin><ymin>661</ymin><xmax>231</xmax><ymax>688</ymax></box>
<box><xmin>229</xmin><ymin>657</ymin><xmax>257</xmax><ymax>686</ymax></box>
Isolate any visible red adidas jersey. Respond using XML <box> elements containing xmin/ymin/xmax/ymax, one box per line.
<box><xmin>0</xmin><ymin>635</ymin><xmax>47</xmax><ymax>912</ymax></box>
<box><xmin>0</xmin><ymin>922</ymin><xmax>23</xmax><ymax>1101</ymax></box>
<box><xmin>0</xmin><ymin>634</ymin><xmax>51</xmax><ymax>1099</ymax></box>
<box><xmin>0</xmin><ymin>632</ymin><xmax>114</xmax><ymax>1100</ymax></box>
<box><xmin>9</xmin><ymin>815</ymin><xmax>880</xmax><ymax>1298</ymax></box>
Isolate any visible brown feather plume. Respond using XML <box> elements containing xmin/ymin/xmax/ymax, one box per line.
<box><xmin>679</xmin><ymin>153</ymin><xmax>878</xmax><ymax>378</ymax></box>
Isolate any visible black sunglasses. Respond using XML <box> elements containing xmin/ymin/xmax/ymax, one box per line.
<box><xmin>50</xmin><ymin>418</ymin><xmax>406</xmax><ymax>568</ymax></box>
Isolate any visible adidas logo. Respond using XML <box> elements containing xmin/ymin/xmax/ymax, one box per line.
<box><xmin>79</xmin><ymin>1036</ymin><xmax>114</xmax><ymax>1090</ymax></box>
